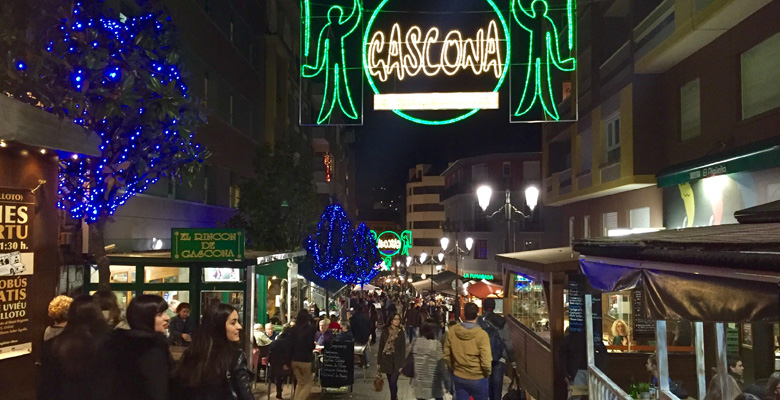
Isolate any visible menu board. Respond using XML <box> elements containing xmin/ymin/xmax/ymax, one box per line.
<box><xmin>632</xmin><ymin>289</ymin><xmax>656</xmax><ymax>336</ymax></box>
<box><xmin>0</xmin><ymin>188</ymin><xmax>34</xmax><ymax>360</ymax></box>
<box><xmin>320</xmin><ymin>340</ymin><xmax>354</xmax><ymax>387</ymax></box>
<box><xmin>567</xmin><ymin>278</ymin><xmax>584</xmax><ymax>333</ymax></box>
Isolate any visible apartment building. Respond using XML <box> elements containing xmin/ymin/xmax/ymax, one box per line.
<box><xmin>405</xmin><ymin>164</ymin><xmax>446</xmax><ymax>269</ymax></box>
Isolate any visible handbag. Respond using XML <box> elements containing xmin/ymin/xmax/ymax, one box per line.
<box><xmin>502</xmin><ymin>372</ymin><xmax>526</xmax><ymax>400</ymax></box>
<box><xmin>401</xmin><ymin>342</ymin><xmax>415</xmax><ymax>377</ymax></box>
<box><xmin>373</xmin><ymin>375</ymin><xmax>384</xmax><ymax>392</ymax></box>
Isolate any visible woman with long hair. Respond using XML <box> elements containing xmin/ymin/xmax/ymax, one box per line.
<box><xmin>377</xmin><ymin>312</ymin><xmax>406</xmax><ymax>400</ymax></box>
<box><xmin>103</xmin><ymin>294</ymin><xmax>172</xmax><ymax>400</ymax></box>
<box><xmin>38</xmin><ymin>295</ymin><xmax>108</xmax><ymax>400</ymax></box>
<box><xmin>172</xmin><ymin>302</ymin><xmax>254</xmax><ymax>400</ymax></box>
<box><xmin>288</xmin><ymin>309</ymin><xmax>317</xmax><ymax>400</ymax></box>
<box><xmin>92</xmin><ymin>289</ymin><xmax>124</xmax><ymax>329</ymax></box>
<box><xmin>412</xmin><ymin>319</ymin><xmax>445</xmax><ymax>400</ymax></box>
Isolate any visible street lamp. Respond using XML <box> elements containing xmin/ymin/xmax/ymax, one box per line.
<box><xmin>476</xmin><ymin>184</ymin><xmax>539</xmax><ymax>253</ymax></box>
<box><xmin>441</xmin><ymin>236</ymin><xmax>473</xmax><ymax>321</ymax></box>
<box><xmin>413</xmin><ymin>251</ymin><xmax>445</xmax><ymax>294</ymax></box>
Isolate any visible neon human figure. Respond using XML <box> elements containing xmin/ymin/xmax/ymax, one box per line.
<box><xmin>512</xmin><ymin>0</ymin><xmax>575</xmax><ymax>120</ymax></box>
<box><xmin>302</xmin><ymin>0</ymin><xmax>361</xmax><ymax>124</ymax></box>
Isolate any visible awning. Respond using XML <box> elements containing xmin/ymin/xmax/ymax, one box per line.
<box><xmin>580</xmin><ymin>258</ymin><xmax>779</xmax><ymax>322</ymax></box>
<box><xmin>256</xmin><ymin>259</ymin><xmax>287</xmax><ymax>277</ymax></box>
<box><xmin>656</xmin><ymin>137</ymin><xmax>780</xmax><ymax>187</ymax></box>
<box><xmin>297</xmin><ymin>258</ymin><xmax>350</xmax><ymax>293</ymax></box>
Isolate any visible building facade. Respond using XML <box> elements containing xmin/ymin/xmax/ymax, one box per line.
<box><xmin>405</xmin><ymin>164</ymin><xmax>446</xmax><ymax>269</ymax></box>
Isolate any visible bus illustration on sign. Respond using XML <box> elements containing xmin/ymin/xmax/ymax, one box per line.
<box><xmin>0</xmin><ymin>252</ymin><xmax>27</xmax><ymax>276</ymax></box>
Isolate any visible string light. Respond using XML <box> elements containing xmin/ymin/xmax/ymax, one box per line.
<box><xmin>366</xmin><ymin>21</ymin><xmax>503</xmax><ymax>83</ymax></box>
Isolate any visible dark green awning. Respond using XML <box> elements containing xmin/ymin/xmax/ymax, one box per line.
<box><xmin>256</xmin><ymin>259</ymin><xmax>288</xmax><ymax>277</ymax></box>
<box><xmin>656</xmin><ymin>138</ymin><xmax>780</xmax><ymax>187</ymax></box>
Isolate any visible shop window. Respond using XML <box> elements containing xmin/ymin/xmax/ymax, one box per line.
<box><xmin>680</xmin><ymin>78</ymin><xmax>701</xmax><ymax>140</ymax></box>
<box><xmin>201</xmin><ymin>290</ymin><xmax>244</xmax><ymax>321</ymax></box>
<box><xmin>510</xmin><ymin>273</ymin><xmax>549</xmax><ymax>341</ymax></box>
<box><xmin>742</xmin><ymin>32</ymin><xmax>780</xmax><ymax>119</ymax></box>
<box><xmin>604</xmin><ymin>113</ymin><xmax>620</xmax><ymax>164</ymax></box>
<box><xmin>474</xmin><ymin>239</ymin><xmax>488</xmax><ymax>260</ymax></box>
<box><xmin>584</xmin><ymin>215</ymin><xmax>591</xmax><ymax>238</ymax></box>
<box><xmin>144</xmin><ymin>266</ymin><xmax>190</xmax><ymax>283</ymax></box>
<box><xmin>603</xmin><ymin>211</ymin><xmax>618</xmax><ymax>236</ymax></box>
<box><xmin>144</xmin><ymin>290</ymin><xmax>190</xmax><ymax>317</ymax></box>
<box><xmin>90</xmin><ymin>265</ymin><xmax>136</xmax><ymax>283</ymax></box>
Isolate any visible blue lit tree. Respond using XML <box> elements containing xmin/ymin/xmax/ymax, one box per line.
<box><xmin>0</xmin><ymin>1</ymin><xmax>207</xmax><ymax>289</ymax></box>
<box><xmin>305</xmin><ymin>203</ymin><xmax>352</xmax><ymax>281</ymax></box>
<box><xmin>343</xmin><ymin>222</ymin><xmax>382</xmax><ymax>285</ymax></box>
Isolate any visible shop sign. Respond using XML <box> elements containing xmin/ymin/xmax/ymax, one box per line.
<box><xmin>370</xmin><ymin>230</ymin><xmax>412</xmax><ymax>269</ymax></box>
<box><xmin>172</xmin><ymin>228</ymin><xmax>245</xmax><ymax>261</ymax></box>
<box><xmin>0</xmin><ymin>187</ymin><xmax>34</xmax><ymax>361</ymax></box>
<box><xmin>464</xmin><ymin>273</ymin><xmax>494</xmax><ymax>281</ymax></box>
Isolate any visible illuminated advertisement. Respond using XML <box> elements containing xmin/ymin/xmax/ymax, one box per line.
<box><xmin>300</xmin><ymin>0</ymin><xmax>577</xmax><ymax>125</ymax></box>
<box><xmin>370</xmin><ymin>230</ymin><xmax>412</xmax><ymax>269</ymax></box>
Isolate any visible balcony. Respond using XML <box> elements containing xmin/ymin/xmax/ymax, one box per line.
<box><xmin>634</xmin><ymin>0</ymin><xmax>773</xmax><ymax>73</ymax></box>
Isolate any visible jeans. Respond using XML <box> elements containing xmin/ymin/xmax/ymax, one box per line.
<box><xmin>453</xmin><ymin>374</ymin><xmax>489</xmax><ymax>400</ymax></box>
<box><xmin>387</xmin><ymin>372</ymin><xmax>400</xmax><ymax>400</ymax></box>
<box><xmin>292</xmin><ymin>361</ymin><xmax>313</xmax><ymax>400</ymax></box>
<box><xmin>406</xmin><ymin>326</ymin><xmax>417</xmax><ymax>342</ymax></box>
<box><xmin>488</xmin><ymin>361</ymin><xmax>506</xmax><ymax>400</ymax></box>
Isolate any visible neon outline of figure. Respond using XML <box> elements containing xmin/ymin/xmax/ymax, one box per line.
<box><xmin>511</xmin><ymin>0</ymin><xmax>575</xmax><ymax>120</ymax></box>
<box><xmin>302</xmin><ymin>0</ymin><xmax>362</xmax><ymax>124</ymax></box>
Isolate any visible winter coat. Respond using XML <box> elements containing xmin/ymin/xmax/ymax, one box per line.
<box><xmin>268</xmin><ymin>332</ymin><xmax>294</xmax><ymax>378</ymax></box>
<box><xmin>38</xmin><ymin>329</ymin><xmax>107</xmax><ymax>400</ymax></box>
<box><xmin>171</xmin><ymin>347</ymin><xmax>255</xmax><ymax>400</ymax></box>
<box><xmin>289</xmin><ymin>323</ymin><xmax>317</xmax><ymax>362</ymax></box>
<box><xmin>102</xmin><ymin>329</ymin><xmax>173</xmax><ymax>400</ymax></box>
<box><xmin>443</xmin><ymin>321</ymin><xmax>492</xmax><ymax>380</ymax></box>
<box><xmin>377</xmin><ymin>326</ymin><xmax>406</xmax><ymax>374</ymax></box>
<box><xmin>411</xmin><ymin>337</ymin><xmax>445</xmax><ymax>399</ymax></box>
<box><xmin>168</xmin><ymin>316</ymin><xmax>195</xmax><ymax>346</ymax></box>
<box><xmin>350</xmin><ymin>312</ymin><xmax>371</xmax><ymax>344</ymax></box>
<box><xmin>404</xmin><ymin>306</ymin><xmax>423</xmax><ymax>328</ymax></box>
<box><xmin>480</xmin><ymin>311</ymin><xmax>515</xmax><ymax>363</ymax></box>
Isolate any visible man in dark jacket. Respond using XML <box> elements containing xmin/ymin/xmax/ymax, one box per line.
<box><xmin>479</xmin><ymin>298</ymin><xmax>516</xmax><ymax>400</ymax></box>
<box><xmin>403</xmin><ymin>302</ymin><xmax>422</xmax><ymax>342</ymax></box>
<box><xmin>268</xmin><ymin>328</ymin><xmax>293</xmax><ymax>399</ymax></box>
<box><xmin>350</xmin><ymin>305</ymin><xmax>372</xmax><ymax>344</ymax></box>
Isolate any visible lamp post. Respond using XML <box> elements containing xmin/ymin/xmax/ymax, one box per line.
<box><xmin>440</xmin><ymin>236</ymin><xmax>473</xmax><ymax>321</ymax></box>
<box><xmin>414</xmin><ymin>250</ymin><xmax>445</xmax><ymax>295</ymax></box>
<box><xmin>476</xmin><ymin>185</ymin><xmax>539</xmax><ymax>253</ymax></box>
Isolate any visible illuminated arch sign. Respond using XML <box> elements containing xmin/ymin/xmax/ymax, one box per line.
<box><xmin>370</xmin><ymin>230</ymin><xmax>412</xmax><ymax>269</ymax></box>
<box><xmin>301</xmin><ymin>0</ymin><xmax>577</xmax><ymax>125</ymax></box>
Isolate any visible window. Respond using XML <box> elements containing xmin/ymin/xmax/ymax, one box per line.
<box><xmin>680</xmin><ymin>78</ymin><xmax>701</xmax><ymax>140</ymax></box>
<box><xmin>413</xmin><ymin>238</ymin><xmax>441</xmax><ymax>247</ymax></box>
<box><xmin>605</xmin><ymin>113</ymin><xmax>620</xmax><ymax>164</ymax></box>
<box><xmin>412</xmin><ymin>203</ymin><xmax>445</xmax><ymax>212</ymax></box>
<box><xmin>510</xmin><ymin>272</ymin><xmax>549</xmax><ymax>341</ymax></box>
<box><xmin>603</xmin><ymin>212</ymin><xmax>618</xmax><ymax>236</ymax></box>
<box><xmin>584</xmin><ymin>215</ymin><xmax>591</xmax><ymax>238</ymax></box>
<box><xmin>742</xmin><ymin>32</ymin><xmax>780</xmax><ymax>119</ymax></box>
<box><xmin>144</xmin><ymin>267</ymin><xmax>190</xmax><ymax>283</ymax></box>
<box><xmin>474</xmin><ymin>239</ymin><xmax>488</xmax><ymax>260</ymax></box>
<box><xmin>90</xmin><ymin>265</ymin><xmax>136</xmax><ymax>283</ymax></box>
<box><xmin>229</xmin><ymin>185</ymin><xmax>240</xmax><ymax>209</ymax></box>
<box><xmin>412</xmin><ymin>221</ymin><xmax>441</xmax><ymax>229</ymax></box>
<box><xmin>629</xmin><ymin>207</ymin><xmax>650</xmax><ymax>229</ymax></box>
<box><xmin>412</xmin><ymin>186</ymin><xmax>443</xmax><ymax>195</ymax></box>
<box><xmin>144</xmin><ymin>291</ymin><xmax>190</xmax><ymax>317</ymax></box>
<box><xmin>568</xmin><ymin>216</ymin><xmax>575</xmax><ymax>245</ymax></box>
<box><xmin>472</xmin><ymin>164</ymin><xmax>488</xmax><ymax>183</ymax></box>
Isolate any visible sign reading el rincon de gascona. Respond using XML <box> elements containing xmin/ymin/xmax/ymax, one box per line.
<box><xmin>0</xmin><ymin>188</ymin><xmax>34</xmax><ymax>361</ymax></box>
<box><xmin>300</xmin><ymin>0</ymin><xmax>577</xmax><ymax>126</ymax></box>
<box><xmin>172</xmin><ymin>229</ymin><xmax>245</xmax><ymax>261</ymax></box>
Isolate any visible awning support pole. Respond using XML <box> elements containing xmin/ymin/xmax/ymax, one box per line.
<box><xmin>716</xmin><ymin>323</ymin><xmax>729</xmax><ymax>399</ymax></box>
<box><xmin>585</xmin><ymin>294</ymin><xmax>594</xmax><ymax>367</ymax></box>
<box><xmin>656</xmin><ymin>320</ymin><xmax>669</xmax><ymax>392</ymax></box>
<box><xmin>695</xmin><ymin>322</ymin><xmax>706</xmax><ymax>400</ymax></box>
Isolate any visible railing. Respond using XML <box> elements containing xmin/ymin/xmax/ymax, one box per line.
<box><xmin>588</xmin><ymin>365</ymin><xmax>632</xmax><ymax>400</ymax></box>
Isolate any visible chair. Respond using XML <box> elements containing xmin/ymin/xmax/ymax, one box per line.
<box><xmin>354</xmin><ymin>342</ymin><xmax>372</xmax><ymax>381</ymax></box>
<box><xmin>254</xmin><ymin>345</ymin><xmax>270</xmax><ymax>384</ymax></box>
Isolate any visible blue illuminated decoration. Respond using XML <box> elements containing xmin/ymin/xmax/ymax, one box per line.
<box><xmin>2</xmin><ymin>1</ymin><xmax>206</xmax><ymax>223</ymax></box>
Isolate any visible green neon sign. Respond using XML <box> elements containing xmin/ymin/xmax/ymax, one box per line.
<box><xmin>370</xmin><ymin>230</ymin><xmax>412</xmax><ymax>269</ymax></box>
<box><xmin>464</xmin><ymin>273</ymin><xmax>495</xmax><ymax>281</ymax></box>
<box><xmin>300</xmin><ymin>0</ymin><xmax>576</xmax><ymax>125</ymax></box>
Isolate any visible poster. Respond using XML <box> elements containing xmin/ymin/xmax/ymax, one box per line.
<box><xmin>0</xmin><ymin>188</ymin><xmax>34</xmax><ymax>360</ymax></box>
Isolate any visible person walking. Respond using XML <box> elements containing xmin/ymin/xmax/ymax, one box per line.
<box><xmin>43</xmin><ymin>295</ymin><xmax>73</xmax><ymax>341</ymax></box>
<box><xmin>38</xmin><ymin>295</ymin><xmax>108</xmax><ymax>400</ymax></box>
<box><xmin>102</xmin><ymin>294</ymin><xmax>173</xmax><ymax>400</ymax></box>
<box><xmin>404</xmin><ymin>301</ymin><xmax>422</xmax><ymax>343</ymax></box>
<box><xmin>172</xmin><ymin>302</ymin><xmax>254</xmax><ymax>400</ymax></box>
<box><xmin>350</xmin><ymin>304</ymin><xmax>372</xmax><ymax>345</ymax></box>
<box><xmin>479</xmin><ymin>298</ymin><xmax>516</xmax><ymax>400</ymax></box>
<box><xmin>412</xmin><ymin>320</ymin><xmax>445</xmax><ymax>400</ymax></box>
<box><xmin>444</xmin><ymin>302</ymin><xmax>492</xmax><ymax>400</ymax></box>
<box><xmin>289</xmin><ymin>309</ymin><xmax>317</xmax><ymax>400</ymax></box>
<box><xmin>268</xmin><ymin>326</ymin><xmax>294</xmax><ymax>399</ymax></box>
<box><xmin>377</xmin><ymin>313</ymin><xmax>406</xmax><ymax>400</ymax></box>
<box><xmin>169</xmin><ymin>302</ymin><xmax>195</xmax><ymax>346</ymax></box>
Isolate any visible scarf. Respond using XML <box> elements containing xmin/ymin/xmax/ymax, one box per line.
<box><xmin>383</xmin><ymin>326</ymin><xmax>400</xmax><ymax>355</ymax></box>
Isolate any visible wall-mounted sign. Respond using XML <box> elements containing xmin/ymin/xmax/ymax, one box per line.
<box><xmin>464</xmin><ymin>273</ymin><xmax>495</xmax><ymax>281</ymax></box>
<box><xmin>172</xmin><ymin>229</ymin><xmax>245</xmax><ymax>261</ymax></box>
<box><xmin>0</xmin><ymin>188</ymin><xmax>34</xmax><ymax>361</ymax></box>
<box><xmin>300</xmin><ymin>0</ymin><xmax>577</xmax><ymax>125</ymax></box>
<box><xmin>370</xmin><ymin>230</ymin><xmax>411</xmax><ymax>269</ymax></box>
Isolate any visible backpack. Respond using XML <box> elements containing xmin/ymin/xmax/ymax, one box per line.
<box><xmin>478</xmin><ymin>316</ymin><xmax>505</xmax><ymax>362</ymax></box>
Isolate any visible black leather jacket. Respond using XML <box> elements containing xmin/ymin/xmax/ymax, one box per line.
<box><xmin>173</xmin><ymin>348</ymin><xmax>255</xmax><ymax>400</ymax></box>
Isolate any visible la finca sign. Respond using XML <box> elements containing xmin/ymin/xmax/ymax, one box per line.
<box><xmin>300</xmin><ymin>0</ymin><xmax>577</xmax><ymax>125</ymax></box>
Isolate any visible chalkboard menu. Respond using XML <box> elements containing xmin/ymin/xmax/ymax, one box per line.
<box><xmin>567</xmin><ymin>278</ymin><xmax>584</xmax><ymax>333</ymax></box>
<box><xmin>632</xmin><ymin>289</ymin><xmax>656</xmax><ymax>336</ymax></box>
<box><xmin>320</xmin><ymin>340</ymin><xmax>354</xmax><ymax>387</ymax></box>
